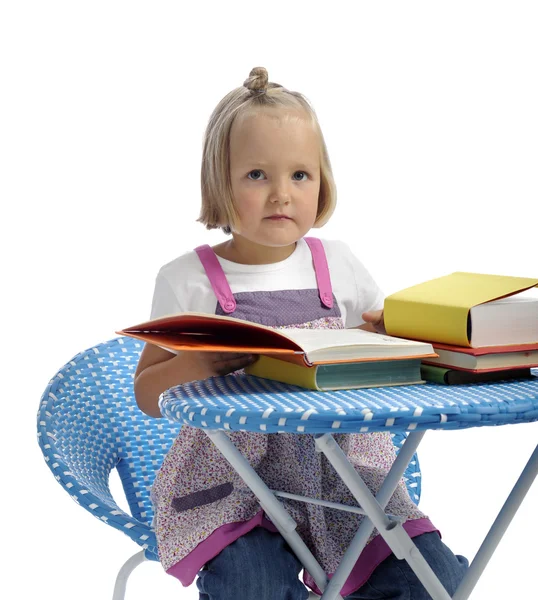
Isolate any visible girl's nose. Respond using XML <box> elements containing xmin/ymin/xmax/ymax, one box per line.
<box><xmin>269</xmin><ymin>180</ymin><xmax>291</xmax><ymax>204</ymax></box>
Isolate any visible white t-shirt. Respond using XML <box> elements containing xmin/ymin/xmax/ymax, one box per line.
<box><xmin>150</xmin><ymin>237</ymin><xmax>384</xmax><ymax>328</ymax></box>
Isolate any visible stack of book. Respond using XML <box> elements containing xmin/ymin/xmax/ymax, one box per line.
<box><xmin>118</xmin><ymin>273</ymin><xmax>538</xmax><ymax>391</ymax></box>
<box><xmin>118</xmin><ymin>313</ymin><xmax>437</xmax><ymax>391</ymax></box>
<box><xmin>383</xmin><ymin>272</ymin><xmax>538</xmax><ymax>385</ymax></box>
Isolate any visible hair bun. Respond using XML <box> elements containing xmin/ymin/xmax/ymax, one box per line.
<box><xmin>243</xmin><ymin>67</ymin><xmax>269</xmax><ymax>93</ymax></box>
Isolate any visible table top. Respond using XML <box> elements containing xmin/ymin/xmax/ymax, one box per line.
<box><xmin>160</xmin><ymin>369</ymin><xmax>538</xmax><ymax>434</ymax></box>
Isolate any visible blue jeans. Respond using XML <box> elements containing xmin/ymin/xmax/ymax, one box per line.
<box><xmin>196</xmin><ymin>528</ymin><xmax>468</xmax><ymax>599</ymax></box>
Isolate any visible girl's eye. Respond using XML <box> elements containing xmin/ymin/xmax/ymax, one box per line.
<box><xmin>293</xmin><ymin>171</ymin><xmax>308</xmax><ymax>181</ymax></box>
<box><xmin>247</xmin><ymin>170</ymin><xmax>265</xmax><ymax>180</ymax></box>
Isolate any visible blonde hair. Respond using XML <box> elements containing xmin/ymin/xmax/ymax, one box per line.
<box><xmin>198</xmin><ymin>67</ymin><xmax>337</xmax><ymax>233</ymax></box>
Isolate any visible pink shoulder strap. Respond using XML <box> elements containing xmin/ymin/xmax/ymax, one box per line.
<box><xmin>303</xmin><ymin>237</ymin><xmax>334</xmax><ymax>308</ymax></box>
<box><xmin>195</xmin><ymin>240</ymin><xmax>333</xmax><ymax>313</ymax></box>
<box><xmin>194</xmin><ymin>245</ymin><xmax>237</xmax><ymax>313</ymax></box>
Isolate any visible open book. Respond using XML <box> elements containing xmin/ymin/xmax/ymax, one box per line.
<box><xmin>117</xmin><ymin>312</ymin><xmax>436</xmax><ymax>367</ymax></box>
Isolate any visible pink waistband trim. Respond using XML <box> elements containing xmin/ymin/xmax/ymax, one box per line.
<box><xmin>304</xmin><ymin>517</ymin><xmax>439</xmax><ymax>597</ymax></box>
<box><xmin>166</xmin><ymin>510</ymin><xmax>278</xmax><ymax>585</ymax></box>
<box><xmin>165</xmin><ymin>513</ymin><xmax>438</xmax><ymax>596</ymax></box>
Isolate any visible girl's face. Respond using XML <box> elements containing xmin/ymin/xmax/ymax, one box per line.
<box><xmin>229</xmin><ymin>109</ymin><xmax>321</xmax><ymax>261</ymax></box>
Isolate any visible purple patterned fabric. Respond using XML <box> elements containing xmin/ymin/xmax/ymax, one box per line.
<box><xmin>215</xmin><ymin>288</ymin><xmax>341</xmax><ymax>327</ymax></box>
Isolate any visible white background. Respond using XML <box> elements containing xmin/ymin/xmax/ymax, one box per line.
<box><xmin>2</xmin><ymin>2</ymin><xmax>537</xmax><ymax>599</ymax></box>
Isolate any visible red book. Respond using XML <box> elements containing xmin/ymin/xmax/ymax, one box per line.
<box><xmin>422</xmin><ymin>342</ymin><xmax>538</xmax><ymax>373</ymax></box>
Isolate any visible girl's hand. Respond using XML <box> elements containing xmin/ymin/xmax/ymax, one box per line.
<box><xmin>360</xmin><ymin>309</ymin><xmax>386</xmax><ymax>334</ymax></box>
<box><xmin>189</xmin><ymin>351</ymin><xmax>258</xmax><ymax>378</ymax></box>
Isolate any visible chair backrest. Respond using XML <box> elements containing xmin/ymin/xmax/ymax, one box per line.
<box><xmin>37</xmin><ymin>336</ymin><xmax>421</xmax><ymax>560</ymax></box>
<box><xmin>37</xmin><ymin>336</ymin><xmax>181</xmax><ymax>559</ymax></box>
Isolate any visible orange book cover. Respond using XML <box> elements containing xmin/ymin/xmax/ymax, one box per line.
<box><xmin>117</xmin><ymin>312</ymin><xmax>437</xmax><ymax>367</ymax></box>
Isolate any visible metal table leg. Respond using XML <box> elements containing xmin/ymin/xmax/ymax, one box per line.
<box><xmin>316</xmin><ymin>432</ymin><xmax>452</xmax><ymax>600</ymax></box>
<box><xmin>453</xmin><ymin>443</ymin><xmax>538</xmax><ymax>600</ymax></box>
<box><xmin>205</xmin><ymin>429</ymin><xmax>344</xmax><ymax>600</ymax></box>
<box><xmin>315</xmin><ymin>431</ymin><xmax>426</xmax><ymax>600</ymax></box>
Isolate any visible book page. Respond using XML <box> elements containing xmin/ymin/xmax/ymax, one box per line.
<box><xmin>470</xmin><ymin>294</ymin><xmax>538</xmax><ymax>346</ymax></box>
<box><xmin>283</xmin><ymin>328</ymin><xmax>434</xmax><ymax>361</ymax></box>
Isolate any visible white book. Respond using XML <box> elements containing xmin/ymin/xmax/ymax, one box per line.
<box><xmin>470</xmin><ymin>294</ymin><xmax>538</xmax><ymax>347</ymax></box>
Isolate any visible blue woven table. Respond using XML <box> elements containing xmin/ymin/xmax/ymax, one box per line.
<box><xmin>161</xmin><ymin>370</ymin><xmax>538</xmax><ymax>600</ymax></box>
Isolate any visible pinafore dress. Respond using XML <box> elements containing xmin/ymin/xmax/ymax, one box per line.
<box><xmin>151</xmin><ymin>238</ymin><xmax>435</xmax><ymax>596</ymax></box>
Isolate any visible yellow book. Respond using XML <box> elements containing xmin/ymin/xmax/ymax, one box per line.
<box><xmin>246</xmin><ymin>355</ymin><xmax>319</xmax><ymax>389</ymax></box>
<box><xmin>245</xmin><ymin>354</ymin><xmax>425</xmax><ymax>391</ymax></box>
<box><xmin>384</xmin><ymin>272</ymin><xmax>538</xmax><ymax>347</ymax></box>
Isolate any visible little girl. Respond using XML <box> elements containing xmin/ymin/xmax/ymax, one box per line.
<box><xmin>134</xmin><ymin>67</ymin><xmax>467</xmax><ymax>600</ymax></box>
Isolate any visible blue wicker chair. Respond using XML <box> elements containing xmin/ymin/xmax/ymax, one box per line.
<box><xmin>37</xmin><ymin>336</ymin><xmax>422</xmax><ymax>599</ymax></box>
<box><xmin>37</xmin><ymin>336</ymin><xmax>181</xmax><ymax>599</ymax></box>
